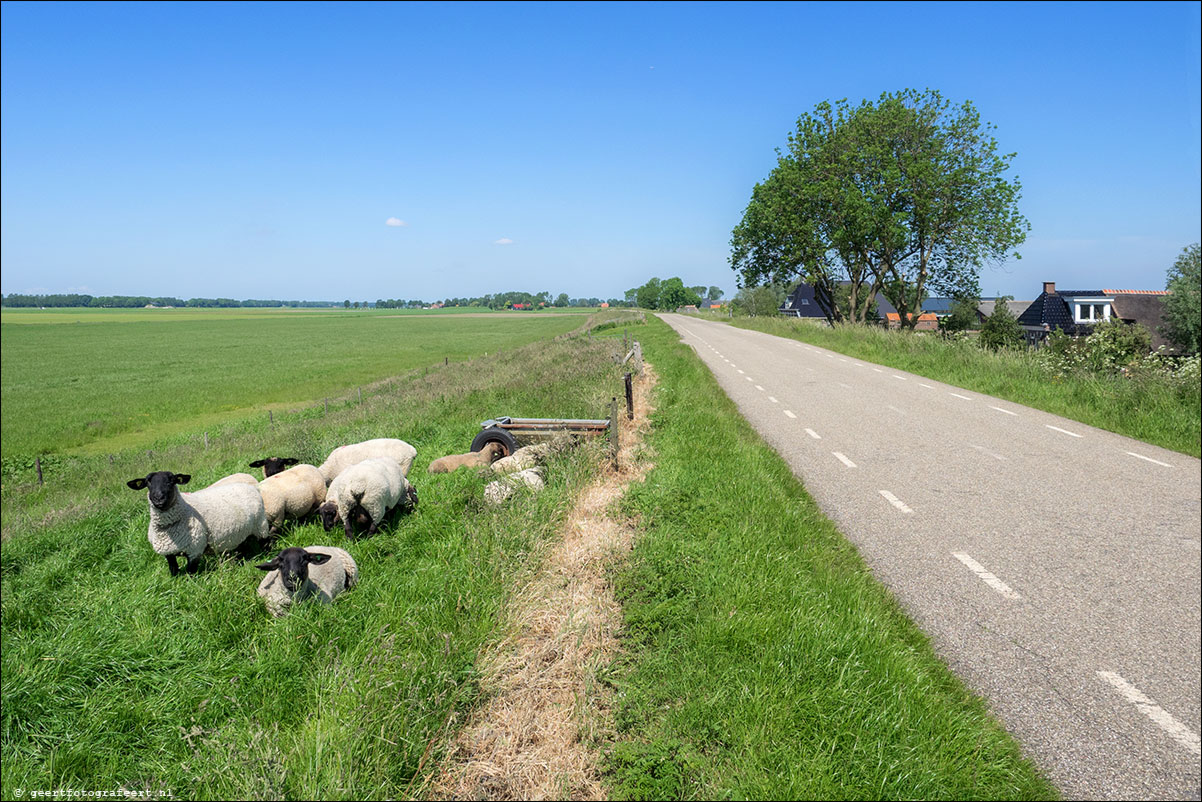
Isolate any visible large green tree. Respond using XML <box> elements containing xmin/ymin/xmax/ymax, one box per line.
<box><xmin>731</xmin><ymin>90</ymin><xmax>1028</xmax><ymax>330</ymax></box>
<box><xmin>1163</xmin><ymin>243</ymin><xmax>1201</xmax><ymax>355</ymax></box>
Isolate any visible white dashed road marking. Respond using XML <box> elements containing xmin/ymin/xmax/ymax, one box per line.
<box><xmin>784</xmin><ymin>410</ymin><xmax>797</xmax><ymax>419</ymax></box>
<box><xmin>893</xmin><ymin>375</ymin><xmax>907</xmax><ymax>381</ymax></box>
<box><xmin>953</xmin><ymin>552</ymin><xmax>1021</xmax><ymax>599</ymax></box>
<box><xmin>1125</xmin><ymin>451</ymin><xmax>1173</xmax><ymax>468</ymax></box>
<box><xmin>970</xmin><ymin>444</ymin><xmax>1006</xmax><ymax>461</ymax></box>
<box><xmin>838</xmin><ymin>382</ymin><xmax>852</xmax><ymax>389</ymax></box>
<box><xmin>1047</xmin><ymin>425</ymin><xmax>1082</xmax><ymax>438</ymax></box>
<box><xmin>990</xmin><ymin>406</ymin><xmax>1018</xmax><ymax>416</ymax></box>
<box><xmin>804</xmin><ymin>428</ymin><xmax>821</xmax><ymax>439</ymax></box>
<box><xmin>949</xmin><ymin>392</ymin><xmax>973</xmax><ymax>401</ymax></box>
<box><xmin>755</xmin><ymin>384</ymin><xmax>764</xmax><ymax>391</ymax></box>
<box><xmin>737</xmin><ymin>369</ymin><xmax>745</xmax><ymax>374</ymax></box>
<box><xmin>873</xmin><ymin>368</ymin><xmax>883</xmax><ymax>373</ymax></box>
<box><xmin>1097</xmin><ymin>672</ymin><xmax>1202</xmax><ymax>756</ymax></box>
<box><xmin>879</xmin><ymin>490</ymin><xmax>913</xmax><ymax>513</ymax></box>
<box><xmin>919</xmin><ymin>383</ymin><xmax>935</xmax><ymax>389</ymax></box>
<box><xmin>833</xmin><ymin>452</ymin><xmax>857</xmax><ymax>468</ymax></box>
<box><xmin>768</xmin><ymin>396</ymin><xmax>778</xmax><ymax>403</ymax></box>
<box><xmin>745</xmin><ymin>376</ymin><xmax>753</xmax><ymax>382</ymax></box>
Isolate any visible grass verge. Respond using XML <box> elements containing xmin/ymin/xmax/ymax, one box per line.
<box><xmin>726</xmin><ymin>316</ymin><xmax>1200</xmax><ymax>457</ymax></box>
<box><xmin>1</xmin><ymin>329</ymin><xmax>631</xmax><ymax>800</ymax></box>
<box><xmin>604</xmin><ymin>315</ymin><xmax>1056</xmax><ymax>799</ymax></box>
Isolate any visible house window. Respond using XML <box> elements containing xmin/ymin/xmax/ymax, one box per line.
<box><xmin>799</xmin><ymin>299</ymin><xmax>810</xmax><ymax>305</ymax></box>
<box><xmin>1074</xmin><ymin>302</ymin><xmax>1111</xmax><ymax>323</ymax></box>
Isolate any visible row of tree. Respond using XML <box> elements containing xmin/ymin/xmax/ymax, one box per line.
<box><xmin>730</xmin><ymin>89</ymin><xmax>1028</xmax><ymax>329</ymax></box>
<box><xmin>624</xmin><ymin>278</ymin><xmax>724</xmax><ymax>311</ymax></box>
<box><xmin>1</xmin><ymin>294</ymin><xmax>339</xmax><ymax>309</ymax></box>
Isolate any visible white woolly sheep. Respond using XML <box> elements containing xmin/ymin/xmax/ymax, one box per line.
<box><xmin>126</xmin><ymin>471</ymin><xmax>271</xmax><ymax>576</ymax></box>
<box><xmin>257</xmin><ymin>464</ymin><xmax>327</xmax><ymax>534</ymax></box>
<box><xmin>248</xmin><ymin>456</ymin><xmax>300</xmax><ymax>478</ymax></box>
<box><xmin>318</xmin><ymin>438</ymin><xmax>417</xmax><ymax>484</ymax></box>
<box><xmin>208</xmin><ymin>472</ymin><xmax>259</xmax><ymax>489</ymax></box>
<box><xmin>428</xmin><ymin>441</ymin><xmax>504</xmax><ymax>474</ymax></box>
<box><xmin>318</xmin><ymin>457</ymin><xmax>417</xmax><ymax>537</ymax></box>
<box><xmin>256</xmin><ymin>545</ymin><xmax>358</xmax><ymax>617</ymax></box>
<box><xmin>484</xmin><ymin>467</ymin><xmax>545</xmax><ymax>505</ymax></box>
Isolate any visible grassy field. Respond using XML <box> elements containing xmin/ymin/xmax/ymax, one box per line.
<box><xmin>727</xmin><ymin>316</ymin><xmax>1201</xmax><ymax>457</ymax></box>
<box><xmin>605</xmin><ymin>316</ymin><xmax>1054</xmax><ymax>799</ymax></box>
<box><xmin>2</xmin><ymin>309</ymin><xmax>1055</xmax><ymax>799</ymax></box>
<box><xmin>1</xmin><ymin>325</ymin><xmax>627</xmax><ymax>800</ymax></box>
<box><xmin>0</xmin><ymin>307</ymin><xmax>591</xmax><ymax>458</ymax></box>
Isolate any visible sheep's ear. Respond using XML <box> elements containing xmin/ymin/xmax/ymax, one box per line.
<box><xmin>249</xmin><ymin>459</ymin><xmax>267</xmax><ymax>468</ymax></box>
<box><xmin>306</xmin><ymin>553</ymin><xmax>332</xmax><ymax>565</ymax></box>
<box><xmin>126</xmin><ymin>477</ymin><xmax>149</xmax><ymax>490</ymax></box>
<box><xmin>283</xmin><ymin>458</ymin><xmax>299</xmax><ymax>466</ymax></box>
<box><xmin>173</xmin><ymin>474</ymin><xmax>191</xmax><ymax>485</ymax></box>
<box><xmin>255</xmin><ymin>559</ymin><xmax>279</xmax><ymax>572</ymax></box>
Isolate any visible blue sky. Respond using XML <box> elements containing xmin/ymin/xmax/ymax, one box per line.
<box><xmin>2</xmin><ymin>1</ymin><xmax>1199</xmax><ymax>302</ymax></box>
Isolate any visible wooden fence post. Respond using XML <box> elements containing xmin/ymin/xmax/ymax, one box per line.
<box><xmin>36</xmin><ymin>456</ymin><xmax>43</xmax><ymax>485</ymax></box>
<box><xmin>625</xmin><ymin>372</ymin><xmax>634</xmax><ymax>420</ymax></box>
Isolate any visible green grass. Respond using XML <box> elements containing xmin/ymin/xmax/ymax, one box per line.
<box><xmin>1</xmin><ymin>329</ymin><xmax>630</xmax><ymax>800</ymax></box>
<box><xmin>605</xmin><ymin>315</ymin><xmax>1055</xmax><ymax>800</ymax></box>
<box><xmin>0</xmin><ymin>307</ymin><xmax>588</xmax><ymax>457</ymax></box>
<box><xmin>726</xmin><ymin>316</ymin><xmax>1200</xmax><ymax>457</ymax></box>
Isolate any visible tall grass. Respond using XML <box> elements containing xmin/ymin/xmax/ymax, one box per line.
<box><xmin>605</xmin><ymin>316</ymin><xmax>1055</xmax><ymax>800</ymax></box>
<box><xmin>1</xmin><ymin>331</ymin><xmax>631</xmax><ymax>800</ymax></box>
<box><xmin>729</xmin><ymin>316</ymin><xmax>1200</xmax><ymax>457</ymax></box>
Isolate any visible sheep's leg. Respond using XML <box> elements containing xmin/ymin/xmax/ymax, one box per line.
<box><xmin>344</xmin><ymin>519</ymin><xmax>355</xmax><ymax>539</ymax></box>
<box><xmin>165</xmin><ymin>554</ymin><xmax>180</xmax><ymax>577</ymax></box>
<box><xmin>184</xmin><ymin>555</ymin><xmax>201</xmax><ymax>574</ymax></box>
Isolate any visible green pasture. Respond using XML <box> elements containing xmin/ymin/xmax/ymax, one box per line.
<box><xmin>0</xmin><ymin>307</ymin><xmax>592</xmax><ymax>458</ymax></box>
<box><xmin>1</xmin><ymin>329</ymin><xmax>627</xmax><ymax>800</ymax></box>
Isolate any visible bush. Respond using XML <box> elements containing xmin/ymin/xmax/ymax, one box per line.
<box><xmin>978</xmin><ymin>296</ymin><xmax>1023</xmax><ymax>350</ymax></box>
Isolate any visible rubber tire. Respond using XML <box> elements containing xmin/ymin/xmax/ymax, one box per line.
<box><xmin>470</xmin><ymin>427</ymin><xmax>519</xmax><ymax>457</ymax></box>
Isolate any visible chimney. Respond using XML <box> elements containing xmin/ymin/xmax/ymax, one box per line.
<box><xmin>1043</xmin><ymin>281</ymin><xmax>1056</xmax><ymax>295</ymax></box>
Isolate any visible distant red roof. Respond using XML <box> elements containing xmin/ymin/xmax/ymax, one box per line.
<box><xmin>1103</xmin><ymin>289</ymin><xmax>1168</xmax><ymax>295</ymax></box>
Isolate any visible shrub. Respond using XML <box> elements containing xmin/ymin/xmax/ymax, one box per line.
<box><xmin>978</xmin><ymin>296</ymin><xmax>1023</xmax><ymax>350</ymax></box>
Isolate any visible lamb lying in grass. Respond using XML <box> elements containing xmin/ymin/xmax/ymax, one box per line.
<box><xmin>256</xmin><ymin>546</ymin><xmax>358</xmax><ymax>617</ymax></box>
<box><xmin>427</xmin><ymin>441</ymin><xmax>504</xmax><ymax>474</ymax></box>
<box><xmin>257</xmin><ymin>464</ymin><xmax>327</xmax><ymax>534</ymax></box>
<box><xmin>318</xmin><ymin>457</ymin><xmax>418</xmax><ymax>537</ymax></box>
<box><xmin>127</xmin><ymin>471</ymin><xmax>270</xmax><ymax>576</ymax></box>
<box><xmin>318</xmin><ymin>438</ymin><xmax>417</xmax><ymax>483</ymax></box>
<box><xmin>490</xmin><ymin>434</ymin><xmax>572</xmax><ymax>475</ymax></box>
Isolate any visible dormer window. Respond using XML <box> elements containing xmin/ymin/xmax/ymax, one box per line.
<box><xmin>1072</xmin><ymin>298</ymin><xmax>1113</xmax><ymax>324</ymax></box>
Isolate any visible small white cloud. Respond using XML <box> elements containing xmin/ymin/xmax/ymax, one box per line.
<box><xmin>385</xmin><ymin>217</ymin><xmax>409</xmax><ymax>227</ymax></box>
<box><xmin>494</xmin><ymin>237</ymin><xmax>514</xmax><ymax>245</ymax></box>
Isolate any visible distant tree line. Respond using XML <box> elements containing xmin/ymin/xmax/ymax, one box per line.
<box><xmin>625</xmin><ymin>278</ymin><xmax>724</xmax><ymax>311</ymax></box>
<box><xmin>2</xmin><ymin>294</ymin><xmax>337</xmax><ymax>309</ymax></box>
<box><xmin>376</xmin><ymin>291</ymin><xmax>634</xmax><ymax>310</ymax></box>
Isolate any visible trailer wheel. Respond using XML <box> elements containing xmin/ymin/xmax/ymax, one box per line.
<box><xmin>471</xmin><ymin>427</ymin><xmax>518</xmax><ymax>457</ymax></box>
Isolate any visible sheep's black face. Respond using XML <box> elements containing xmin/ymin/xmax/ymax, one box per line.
<box><xmin>250</xmin><ymin>457</ymin><xmax>299</xmax><ymax>478</ymax></box>
<box><xmin>257</xmin><ymin>547</ymin><xmax>333</xmax><ymax>593</ymax></box>
<box><xmin>127</xmin><ymin>471</ymin><xmax>190</xmax><ymax>510</ymax></box>
<box><xmin>317</xmin><ymin>501</ymin><xmax>339</xmax><ymax>531</ymax></box>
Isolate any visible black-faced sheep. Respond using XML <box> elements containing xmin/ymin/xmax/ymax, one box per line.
<box><xmin>256</xmin><ymin>545</ymin><xmax>358</xmax><ymax>617</ymax></box>
<box><xmin>257</xmin><ymin>464</ymin><xmax>327</xmax><ymax>534</ymax></box>
<box><xmin>248</xmin><ymin>457</ymin><xmax>299</xmax><ymax>478</ymax></box>
<box><xmin>317</xmin><ymin>438</ymin><xmax>417</xmax><ymax>484</ymax></box>
<box><xmin>317</xmin><ymin>457</ymin><xmax>417</xmax><ymax>537</ymax></box>
<box><xmin>127</xmin><ymin>471</ymin><xmax>270</xmax><ymax>576</ymax></box>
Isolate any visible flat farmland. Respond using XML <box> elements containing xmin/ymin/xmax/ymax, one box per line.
<box><xmin>1</xmin><ymin>308</ymin><xmax>586</xmax><ymax>457</ymax></box>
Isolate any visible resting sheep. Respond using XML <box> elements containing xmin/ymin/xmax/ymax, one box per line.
<box><xmin>484</xmin><ymin>467</ymin><xmax>545</xmax><ymax>505</ymax></box>
<box><xmin>257</xmin><ymin>464</ymin><xmax>327</xmax><ymax>534</ymax></box>
<box><xmin>248</xmin><ymin>456</ymin><xmax>299</xmax><ymax>478</ymax></box>
<box><xmin>318</xmin><ymin>457</ymin><xmax>417</xmax><ymax>537</ymax></box>
<box><xmin>127</xmin><ymin>471</ymin><xmax>270</xmax><ymax>576</ymax></box>
<box><xmin>318</xmin><ymin>438</ymin><xmax>417</xmax><ymax>484</ymax></box>
<box><xmin>256</xmin><ymin>546</ymin><xmax>358</xmax><ymax>617</ymax></box>
<box><xmin>428</xmin><ymin>441</ymin><xmax>504</xmax><ymax>474</ymax></box>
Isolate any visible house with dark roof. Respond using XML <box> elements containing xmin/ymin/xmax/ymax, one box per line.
<box><xmin>780</xmin><ymin>282</ymin><xmax>897</xmax><ymax>321</ymax></box>
<box><xmin>1016</xmin><ymin>282</ymin><xmax>1170</xmax><ymax>348</ymax></box>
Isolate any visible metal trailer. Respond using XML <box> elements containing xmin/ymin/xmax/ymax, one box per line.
<box><xmin>470</xmin><ymin>416</ymin><xmax>611</xmax><ymax>456</ymax></box>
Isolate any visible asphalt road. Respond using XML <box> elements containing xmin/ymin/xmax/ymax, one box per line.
<box><xmin>660</xmin><ymin>314</ymin><xmax>1201</xmax><ymax>800</ymax></box>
